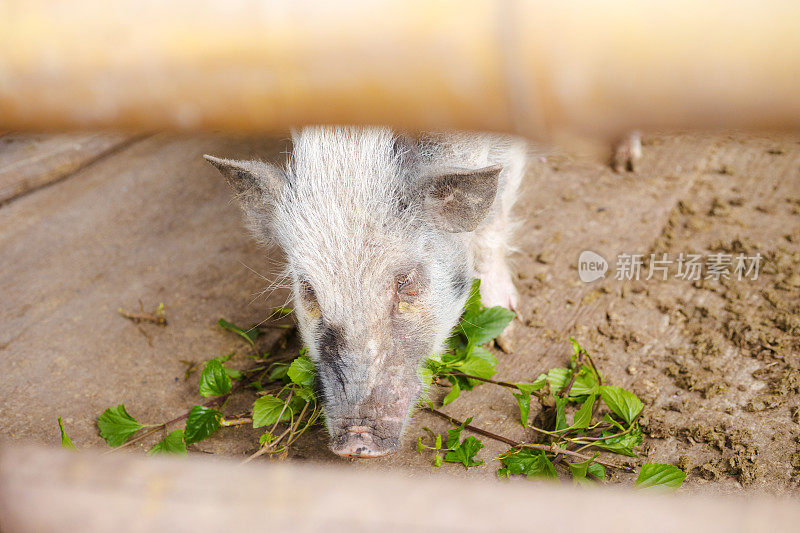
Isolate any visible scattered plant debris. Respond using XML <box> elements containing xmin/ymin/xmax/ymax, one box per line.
<box><xmin>62</xmin><ymin>281</ymin><xmax>684</xmax><ymax>490</ymax></box>
<box><xmin>118</xmin><ymin>302</ymin><xmax>167</xmax><ymax>326</ymax></box>
<box><xmin>57</xmin><ymin>418</ymin><xmax>77</xmax><ymax>451</ymax></box>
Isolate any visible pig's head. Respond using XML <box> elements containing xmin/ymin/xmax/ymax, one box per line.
<box><xmin>205</xmin><ymin>127</ymin><xmax>500</xmax><ymax>457</ymax></box>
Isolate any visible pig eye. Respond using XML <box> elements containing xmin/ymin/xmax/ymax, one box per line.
<box><xmin>300</xmin><ymin>280</ymin><xmax>317</xmax><ymax>302</ymax></box>
<box><xmin>396</xmin><ymin>272</ymin><xmax>419</xmax><ymax>296</ymax></box>
<box><xmin>299</xmin><ymin>280</ymin><xmax>321</xmax><ymax>319</ymax></box>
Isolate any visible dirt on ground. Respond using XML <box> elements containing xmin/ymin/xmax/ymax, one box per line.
<box><xmin>0</xmin><ymin>130</ymin><xmax>798</xmax><ymax>495</ymax></box>
<box><xmin>588</xmin><ymin>135</ymin><xmax>800</xmax><ymax>492</ymax></box>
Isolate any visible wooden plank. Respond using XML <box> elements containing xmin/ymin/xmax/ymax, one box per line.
<box><xmin>0</xmin><ymin>1</ymin><xmax>798</xmax><ymax>139</ymax></box>
<box><xmin>2</xmin><ymin>445</ymin><xmax>800</xmax><ymax>533</ymax></box>
<box><xmin>0</xmin><ymin>133</ymin><xmax>135</xmax><ymax>204</ymax></box>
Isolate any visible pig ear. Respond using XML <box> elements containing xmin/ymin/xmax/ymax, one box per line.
<box><xmin>203</xmin><ymin>155</ymin><xmax>285</xmax><ymax>199</ymax></box>
<box><xmin>421</xmin><ymin>165</ymin><xmax>502</xmax><ymax>232</ymax></box>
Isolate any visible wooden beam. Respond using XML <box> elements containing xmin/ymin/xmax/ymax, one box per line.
<box><xmin>0</xmin><ymin>0</ymin><xmax>798</xmax><ymax>139</ymax></box>
<box><xmin>1</xmin><ymin>445</ymin><xmax>800</xmax><ymax>532</ymax></box>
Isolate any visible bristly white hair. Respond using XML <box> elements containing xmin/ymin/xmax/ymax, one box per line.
<box><xmin>273</xmin><ymin>126</ymin><xmax>423</xmax><ymax>321</ymax></box>
<box><xmin>206</xmin><ymin>124</ymin><xmax>530</xmax><ymax>456</ymax></box>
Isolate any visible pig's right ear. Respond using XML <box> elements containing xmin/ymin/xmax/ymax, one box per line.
<box><xmin>203</xmin><ymin>155</ymin><xmax>285</xmax><ymax>201</ymax></box>
<box><xmin>419</xmin><ymin>165</ymin><xmax>502</xmax><ymax>233</ymax></box>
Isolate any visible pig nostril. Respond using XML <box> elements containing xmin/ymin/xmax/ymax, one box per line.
<box><xmin>331</xmin><ymin>429</ymin><xmax>397</xmax><ymax>458</ymax></box>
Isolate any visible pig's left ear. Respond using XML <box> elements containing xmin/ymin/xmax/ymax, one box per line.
<box><xmin>420</xmin><ymin>165</ymin><xmax>502</xmax><ymax>232</ymax></box>
<box><xmin>203</xmin><ymin>155</ymin><xmax>285</xmax><ymax>201</ymax></box>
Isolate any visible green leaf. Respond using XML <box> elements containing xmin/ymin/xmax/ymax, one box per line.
<box><xmin>499</xmin><ymin>449</ymin><xmax>558</xmax><ymax>480</ymax></box>
<box><xmin>434</xmin><ymin>453</ymin><xmax>443</xmax><ymax>467</ymax></box>
<box><xmin>554</xmin><ymin>397</ymin><xmax>569</xmax><ymax>431</ymax></box>
<box><xmin>457</xmin><ymin>346</ymin><xmax>498</xmax><ymax>379</ymax></box>
<box><xmin>599</xmin><ymin>385</ymin><xmax>644</xmax><ymax>424</ymax></box>
<box><xmin>447</xmin><ymin>280</ymin><xmax>484</xmax><ymax>350</ymax></box>
<box><xmin>513</xmin><ymin>391</ymin><xmax>531</xmax><ymax>426</ymax></box>
<box><xmin>463</xmin><ymin>279</ymin><xmax>483</xmax><ymax>316</ymax></box>
<box><xmin>225</xmin><ymin>367</ymin><xmax>243</xmax><ymax>381</ymax></box>
<box><xmin>517</xmin><ymin>374</ymin><xmax>547</xmax><ymax>394</ymax></box>
<box><xmin>569</xmin><ymin>366</ymin><xmax>600</xmax><ymax>397</ymax></box>
<box><xmin>460</xmin><ymin>307</ymin><xmax>516</xmax><ymax>346</ymax></box>
<box><xmin>567</xmin><ymin>453</ymin><xmax>606</xmax><ymax>484</ymax></box>
<box><xmin>199</xmin><ymin>358</ymin><xmax>232</xmax><ymax>397</ymax></box>
<box><xmin>425</xmin><ymin>354</ymin><xmax>447</xmax><ymax>378</ymax></box>
<box><xmin>444</xmin><ymin>436</ymin><xmax>484</xmax><ymax>468</ymax></box>
<box><xmin>569</xmin><ymin>337</ymin><xmax>583</xmax><ymax>356</ymax></box>
<box><xmin>57</xmin><ymin>418</ymin><xmax>77</xmax><ymax>450</ymax></box>
<box><xmin>287</xmin><ymin>355</ymin><xmax>315</xmax><ymax>388</ymax></box>
<box><xmin>546</xmin><ymin>367</ymin><xmax>571</xmax><ymax>394</ymax></box>
<box><xmin>569</xmin><ymin>455</ymin><xmax>606</xmax><ymax>484</ymax></box>
<box><xmin>184</xmin><ymin>406</ymin><xmax>222</xmax><ymax>444</ymax></box>
<box><xmin>294</xmin><ymin>385</ymin><xmax>316</xmax><ymax>403</ymax></box>
<box><xmin>567</xmin><ymin>455</ymin><xmax>593</xmax><ymax>480</ymax></box>
<box><xmin>602</xmin><ymin>413</ymin><xmax>626</xmax><ymax>432</ymax></box>
<box><xmin>252</xmin><ymin>395</ymin><xmax>296</xmax><ymax>428</ymax></box>
<box><xmin>148</xmin><ymin>430</ymin><xmax>187</xmax><ymax>456</ymax></box>
<box><xmin>512</xmin><ymin>379</ymin><xmax>542</xmax><ymax>425</ymax></box>
<box><xmin>587</xmin><ymin>462</ymin><xmax>606</xmax><ymax>482</ymax></box>
<box><xmin>267</xmin><ymin>363</ymin><xmax>290</xmax><ymax>382</ymax></box>
<box><xmin>446</xmin><ymin>332</ymin><xmax>465</xmax><ymax>351</ymax></box>
<box><xmin>217</xmin><ymin>318</ymin><xmax>261</xmax><ymax>346</ymax></box>
<box><xmin>635</xmin><ymin>463</ymin><xmax>686</xmax><ymax>491</ymax></box>
<box><xmin>97</xmin><ymin>404</ymin><xmax>143</xmax><ymax>447</ymax></box>
<box><xmin>593</xmin><ymin>426</ymin><xmax>642</xmax><ymax>457</ymax></box>
<box><xmin>571</xmin><ymin>395</ymin><xmax>595</xmax><ymax>429</ymax></box>
<box><xmin>442</xmin><ymin>379</ymin><xmax>461</xmax><ymax>406</ymax></box>
<box><xmin>446</xmin><ymin>416</ymin><xmax>473</xmax><ymax>448</ymax></box>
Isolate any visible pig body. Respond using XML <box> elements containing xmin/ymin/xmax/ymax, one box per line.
<box><xmin>205</xmin><ymin>126</ymin><xmax>526</xmax><ymax>457</ymax></box>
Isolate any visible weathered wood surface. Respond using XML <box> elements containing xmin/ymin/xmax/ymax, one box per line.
<box><xmin>0</xmin><ymin>0</ymin><xmax>798</xmax><ymax>139</ymax></box>
<box><xmin>0</xmin><ymin>133</ymin><xmax>136</xmax><ymax>204</ymax></box>
<box><xmin>2</xmin><ymin>445</ymin><xmax>799</xmax><ymax>533</ymax></box>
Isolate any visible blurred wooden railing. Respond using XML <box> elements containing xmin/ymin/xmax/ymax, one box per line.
<box><xmin>2</xmin><ymin>445</ymin><xmax>800</xmax><ymax>533</ymax></box>
<box><xmin>1</xmin><ymin>0</ymin><xmax>799</xmax><ymax>140</ymax></box>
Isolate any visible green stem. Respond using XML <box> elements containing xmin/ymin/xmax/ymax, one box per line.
<box><xmin>425</xmin><ymin>407</ymin><xmax>634</xmax><ymax>472</ymax></box>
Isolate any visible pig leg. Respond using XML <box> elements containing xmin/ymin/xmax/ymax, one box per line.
<box><xmin>470</xmin><ymin>147</ymin><xmax>526</xmax><ymax>352</ymax></box>
<box><xmin>611</xmin><ymin>130</ymin><xmax>642</xmax><ymax>173</ymax></box>
<box><xmin>473</xmin><ymin>221</ymin><xmax>518</xmax><ymax>312</ymax></box>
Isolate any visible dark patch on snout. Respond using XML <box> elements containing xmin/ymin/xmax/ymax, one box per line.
<box><xmin>317</xmin><ymin>324</ymin><xmax>347</xmax><ymax>390</ymax></box>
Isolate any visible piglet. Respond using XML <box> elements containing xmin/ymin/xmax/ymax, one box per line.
<box><xmin>205</xmin><ymin>126</ymin><xmax>526</xmax><ymax>457</ymax></box>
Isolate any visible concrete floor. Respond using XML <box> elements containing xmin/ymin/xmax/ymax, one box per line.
<box><xmin>1</xmin><ymin>130</ymin><xmax>798</xmax><ymax>494</ymax></box>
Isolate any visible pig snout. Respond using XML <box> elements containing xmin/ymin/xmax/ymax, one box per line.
<box><xmin>321</xmin><ymin>362</ymin><xmax>419</xmax><ymax>459</ymax></box>
<box><xmin>330</xmin><ymin>425</ymin><xmax>401</xmax><ymax>458</ymax></box>
<box><xmin>327</xmin><ymin>407</ymin><xmax>409</xmax><ymax>458</ymax></box>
